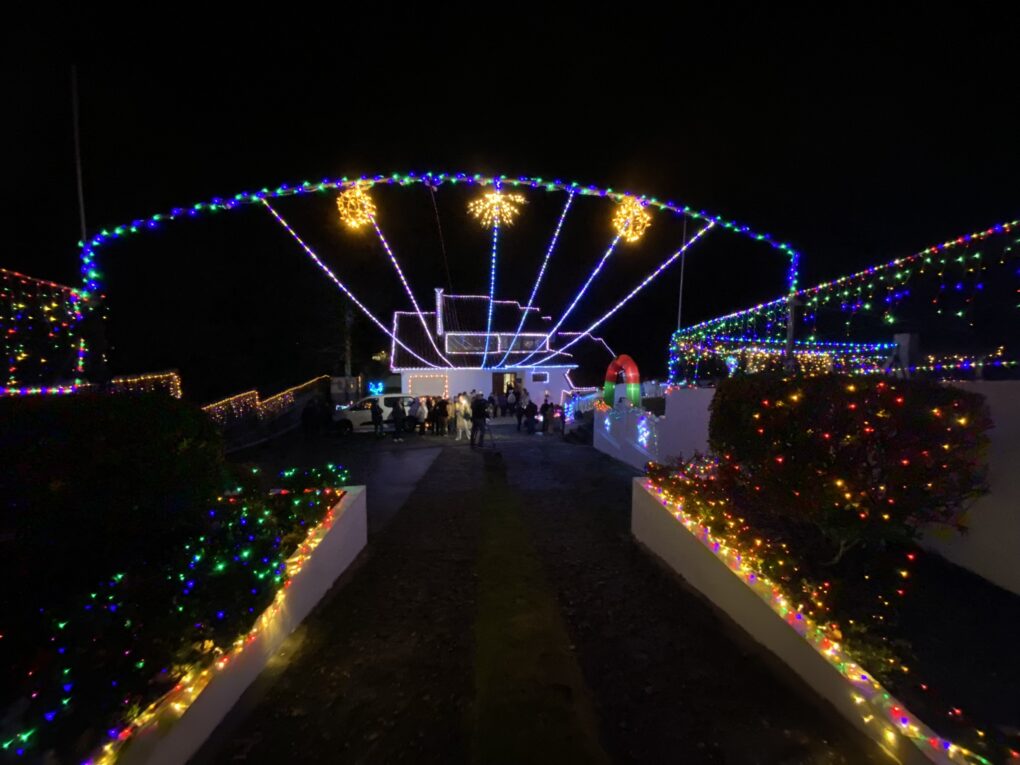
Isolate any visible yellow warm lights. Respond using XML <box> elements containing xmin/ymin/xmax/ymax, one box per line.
<box><xmin>336</xmin><ymin>185</ymin><xmax>377</xmax><ymax>230</ymax></box>
<box><xmin>612</xmin><ymin>196</ymin><xmax>652</xmax><ymax>243</ymax></box>
<box><xmin>467</xmin><ymin>191</ymin><xmax>526</xmax><ymax>227</ymax></box>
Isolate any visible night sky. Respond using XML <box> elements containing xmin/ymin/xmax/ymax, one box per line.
<box><xmin>7</xmin><ymin>8</ymin><xmax>1018</xmax><ymax>400</ymax></box>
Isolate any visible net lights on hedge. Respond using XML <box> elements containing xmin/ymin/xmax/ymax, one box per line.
<box><xmin>4</xmin><ymin>464</ymin><xmax>350</xmax><ymax>763</ymax></box>
<box><xmin>646</xmin><ymin>376</ymin><xmax>998</xmax><ymax>763</ymax></box>
<box><xmin>645</xmin><ymin>473</ymin><xmax>989</xmax><ymax>765</ymax></box>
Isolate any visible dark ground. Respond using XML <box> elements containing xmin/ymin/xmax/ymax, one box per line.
<box><xmin>195</xmin><ymin>421</ymin><xmax>882</xmax><ymax>764</ymax></box>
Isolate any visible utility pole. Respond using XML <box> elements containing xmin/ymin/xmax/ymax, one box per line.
<box><xmin>676</xmin><ymin>217</ymin><xmax>688</xmax><ymax>330</ymax></box>
<box><xmin>343</xmin><ymin>301</ymin><xmax>353</xmax><ymax>379</ymax></box>
<box><xmin>71</xmin><ymin>65</ymin><xmax>88</xmax><ymax>242</ymax></box>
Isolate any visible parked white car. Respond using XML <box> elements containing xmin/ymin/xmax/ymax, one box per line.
<box><xmin>333</xmin><ymin>395</ymin><xmax>417</xmax><ymax>434</ymax></box>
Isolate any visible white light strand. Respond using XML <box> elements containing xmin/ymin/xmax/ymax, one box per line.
<box><xmin>482</xmin><ymin>216</ymin><xmax>500</xmax><ymax>367</ymax></box>
<box><xmin>530</xmin><ymin>222</ymin><xmax>715</xmax><ymax>365</ymax></box>
<box><xmin>496</xmin><ymin>192</ymin><xmax>575</xmax><ymax>368</ymax></box>
<box><xmin>516</xmin><ymin>233</ymin><xmax>623</xmax><ymax>367</ymax></box>
<box><xmin>371</xmin><ymin>218</ymin><xmax>453</xmax><ymax>366</ymax></box>
<box><xmin>261</xmin><ymin>200</ymin><xmax>438</xmax><ymax>368</ymax></box>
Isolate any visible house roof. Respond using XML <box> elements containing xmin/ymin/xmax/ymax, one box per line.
<box><xmin>438</xmin><ymin>292</ymin><xmax>547</xmax><ymax>335</ymax></box>
<box><xmin>387</xmin><ymin>293</ymin><xmax>612</xmax><ymax>375</ymax></box>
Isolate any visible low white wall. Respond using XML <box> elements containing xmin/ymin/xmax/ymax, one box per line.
<box><xmin>632</xmin><ymin>479</ymin><xmax>952</xmax><ymax>765</ymax></box>
<box><xmin>119</xmin><ymin>487</ymin><xmax>368</xmax><ymax>765</ymax></box>
<box><xmin>593</xmin><ymin>387</ymin><xmax>714</xmax><ymax>469</ymax></box>
<box><xmin>922</xmin><ymin>381</ymin><xmax>1020</xmax><ymax>595</ymax></box>
<box><xmin>660</xmin><ymin>386</ymin><xmax>714</xmax><ymax>461</ymax></box>
<box><xmin>594</xmin><ymin>405</ymin><xmax>663</xmax><ymax>471</ymax></box>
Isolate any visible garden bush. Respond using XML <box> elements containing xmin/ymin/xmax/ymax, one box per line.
<box><xmin>0</xmin><ymin>393</ymin><xmax>226</xmax><ymax>599</ymax></box>
<box><xmin>651</xmin><ymin>373</ymin><xmax>992</xmax><ymax>670</ymax></box>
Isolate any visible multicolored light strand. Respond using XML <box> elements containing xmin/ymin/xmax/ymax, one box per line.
<box><xmin>75</xmin><ymin>171</ymin><xmax>802</xmax><ymax>373</ymax></box>
<box><xmin>2</xmin><ymin>267</ymin><xmax>87</xmax><ymax>388</ymax></box>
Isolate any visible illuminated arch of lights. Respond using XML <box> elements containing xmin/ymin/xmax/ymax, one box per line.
<box><xmin>76</xmin><ymin>171</ymin><xmax>805</xmax><ymax>372</ymax></box>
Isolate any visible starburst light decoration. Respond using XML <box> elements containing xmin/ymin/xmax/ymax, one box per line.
<box><xmin>336</xmin><ymin>185</ymin><xmax>377</xmax><ymax>230</ymax></box>
<box><xmin>467</xmin><ymin>191</ymin><xmax>527</xmax><ymax>228</ymax></box>
<box><xmin>613</xmin><ymin>196</ymin><xmax>652</xmax><ymax>243</ymax></box>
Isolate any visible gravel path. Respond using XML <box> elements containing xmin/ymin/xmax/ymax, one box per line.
<box><xmin>194</xmin><ymin>423</ymin><xmax>878</xmax><ymax>764</ymax></box>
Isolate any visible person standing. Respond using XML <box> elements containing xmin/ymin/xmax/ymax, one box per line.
<box><xmin>497</xmin><ymin>391</ymin><xmax>507</xmax><ymax>417</ymax></box>
<box><xmin>455</xmin><ymin>393</ymin><xmax>471</xmax><ymax>440</ymax></box>
<box><xmin>524</xmin><ymin>397</ymin><xmax>538</xmax><ymax>435</ymax></box>
<box><xmin>506</xmin><ymin>388</ymin><xmax>516</xmax><ymax>419</ymax></box>
<box><xmin>435</xmin><ymin>397</ymin><xmax>449</xmax><ymax>437</ymax></box>
<box><xmin>540</xmin><ymin>397</ymin><xmax>552</xmax><ymax>434</ymax></box>
<box><xmin>416</xmin><ymin>397</ymin><xmax>429</xmax><ymax>435</ymax></box>
<box><xmin>391</xmin><ymin>398</ymin><xmax>406</xmax><ymax>442</ymax></box>
<box><xmin>516</xmin><ymin>389</ymin><xmax>530</xmax><ymax>431</ymax></box>
<box><xmin>470</xmin><ymin>393</ymin><xmax>489</xmax><ymax>448</ymax></box>
<box><xmin>371</xmin><ymin>399</ymin><xmax>384</xmax><ymax>437</ymax></box>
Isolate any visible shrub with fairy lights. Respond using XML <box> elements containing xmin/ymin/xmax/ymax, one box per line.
<box><xmin>647</xmin><ymin>374</ymin><xmax>995</xmax><ymax>752</ymax></box>
<box><xmin>0</xmin><ymin>461</ymin><xmax>349</xmax><ymax>762</ymax></box>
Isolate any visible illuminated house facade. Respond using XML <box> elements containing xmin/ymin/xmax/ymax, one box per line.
<box><xmin>391</xmin><ymin>289</ymin><xmax>614</xmax><ymax>403</ymax></box>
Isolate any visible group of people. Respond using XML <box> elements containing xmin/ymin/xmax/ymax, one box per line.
<box><xmin>372</xmin><ymin>391</ymin><xmax>492</xmax><ymax>447</ymax></box>
<box><xmin>374</xmin><ymin>384</ymin><xmax>564</xmax><ymax>446</ymax></box>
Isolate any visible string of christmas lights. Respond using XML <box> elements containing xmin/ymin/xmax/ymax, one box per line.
<box><xmin>334</xmin><ymin>183</ymin><xmax>452</xmax><ymax>365</ymax></box>
<box><xmin>676</xmin><ymin>220</ymin><xmax>1018</xmax><ymax>345</ymax></box>
<box><xmin>645</xmin><ymin>474</ymin><xmax>989</xmax><ymax>765</ymax></box>
<box><xmin>201</xmin><ymin>375</ymin><xmax>329</xmax><ymax>427</ymax></box>
<box><xmin>496</xmin><ymin>191</ymin><xmax>575</xmax><ymax>367</ymax></box>
<box><xmin>75</xmin><ymin>171</ymin><xmax>802</xmax><ymax>373</ymax></box>
<box><xmin>515</xmin><ymin>233</ymin><xmax>623</xmax><ymax>367</ymax></box>
<box><xmin>529</xmin><ymin>222</ymin><xmax>715</xmax><ymax>366</ymax></box>
<box><xmin>260</xmin><ymin>200</ymin><xmax>440</xmax><ymax>369</ymax></box>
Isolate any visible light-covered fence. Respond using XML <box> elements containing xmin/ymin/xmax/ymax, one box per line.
<box><xmin>201</xmin><ymin>375</ymin><xmax>331</xmax><ymax>451</ymax></box>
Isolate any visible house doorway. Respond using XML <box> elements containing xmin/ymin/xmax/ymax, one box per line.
<box><xmin>492</xmin><ymin>372</ymin><xmax>517</xmax><ymax>396</ymax></box>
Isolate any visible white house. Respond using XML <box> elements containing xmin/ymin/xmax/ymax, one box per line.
<box><xmin>391</xmin><ymin>289</ymin><xmax>613</xmax><ymax>403</ymax></box>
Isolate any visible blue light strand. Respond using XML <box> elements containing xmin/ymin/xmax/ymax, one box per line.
<box><xmin>482</xmin><ymin>216</ymin><xmax>500</xmax><ymax>368</ymax></box>
<box><xmin>371</xmin><ymin>218</ymin><xmax>453</xmax><ymax>366</ymax></box>
<box><xmin>261</xmin><ymin>200</ymin><xmax>439</xmax><ymax>368</ymax></box>
<box><xmin>516</xmin><ymin>233</ymin><xmax>623</xmax><ymax>367</ymax></box>
<box><xmin>495</xmin><ymin>191</ymin><xmax>575</xmax><ymax>368</ymax></box>
<box><xmin>530</xmin><ymin>222</ymin><xmax>715</xmax><ymax>365</ymax></box>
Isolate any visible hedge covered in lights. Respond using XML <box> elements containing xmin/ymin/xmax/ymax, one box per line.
<box><xmin>647</xmin><ymin>374</ymin><xmax>1000</xmax><ymax>760</ymax></box>
<box><xmin>709</xmin><ymin>375</ymin><xmax>992</xmax><ymax>551</ymax></box>
<box><xmin>0</xmin><ymin>393</ymin><xmax>350</xmax><ymax>762</ymax></box>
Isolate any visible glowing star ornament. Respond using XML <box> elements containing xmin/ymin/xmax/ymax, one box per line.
<box><xmin>613</xmin><ymin>196</ymin><xmax>652</xmax><ymax>243</ymax></box>
<box><xmin>336</xmin><ymin>185</ymin><xmax>377</xmax><ymax>230</ymax></box>
<box><xmin>467</xmin><ymin>191</ymin><xmax>526</xmax><ymax>228</ymax></box>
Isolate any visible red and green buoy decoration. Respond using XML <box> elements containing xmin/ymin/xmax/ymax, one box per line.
<box><xmin>603</xmin><ymin>354</ymin><xmax>641</xmax><ymax>406</ymax></box>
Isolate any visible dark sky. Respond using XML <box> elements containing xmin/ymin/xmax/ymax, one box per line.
<box><xmin>5</xmin><ymin>7</ymin><xmax>1018</xmax><ymax>399</ymax></box>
